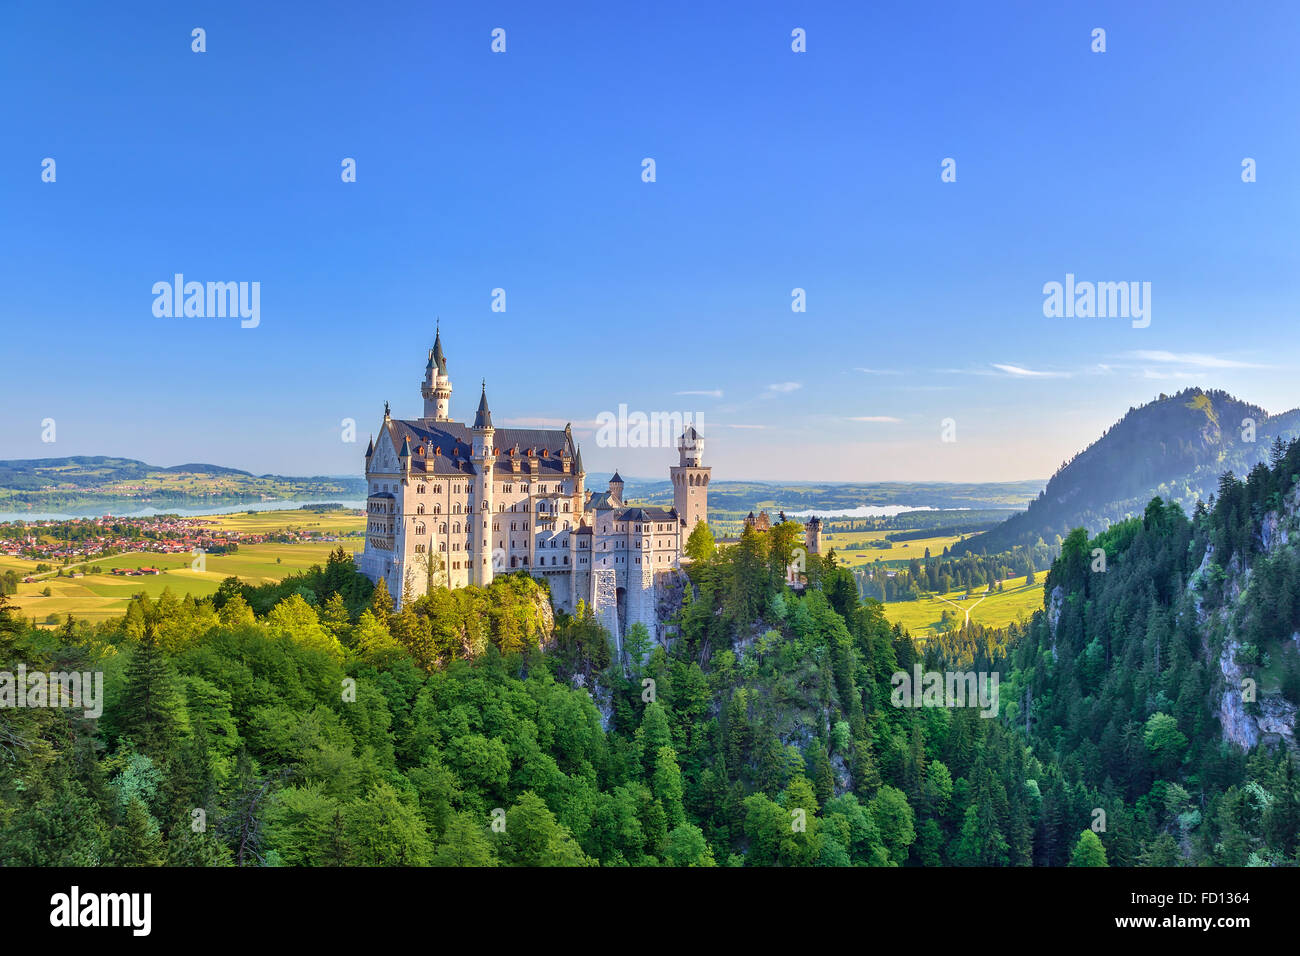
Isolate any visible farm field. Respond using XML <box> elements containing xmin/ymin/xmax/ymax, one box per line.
<box><xmin>9</xmin><ymin>539</ymin><xmax>353</xmax><ymax>625</ymax></box>
<box><xmin>201</xmin><ymin>508</ymin><xmax>365</xmax><ymax>535</ymax></box>
<box><xmin>824</xmin><ymin>531</ymin><xmax>969</xmax><ymax>566</ymax></box>
<box><xmin>880</xmin><ymin>573</ymin><xmax>1045</xmax><ymax>638</ymax></box>
<box><xmin>0</xmin><ymin>553</ymin><xmax>42</xmax><ymax>575</ymax></box>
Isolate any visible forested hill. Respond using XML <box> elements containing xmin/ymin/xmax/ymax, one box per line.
<box><xmin>0</xmin><ymin>456</ymin><xmax>364</xmax><ymax>509</ymax></box>
<box><xmin>0</xmin><ymin>457</ymin><xmax>249</xmax><ymax>489</ymax></box>
<box><xmin>1003</xmin><ymin>439</ymin><xmax>1300</xmax><ymax>864</ymax></box>
<box><xmin>5</xmin><ymin>452</ymin><xmax>1299</xmax><ymax>866</ymax></box>
<box><xmin>954</xmin><ymin>388</ymin><xmax>1300</xmax><ymax>556</ymax></box>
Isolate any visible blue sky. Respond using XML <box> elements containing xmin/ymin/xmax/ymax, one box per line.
<box><xmin>2</xmin><ymin>0</ymin><xmax>1298</xmax><ymax>483</ymax></box>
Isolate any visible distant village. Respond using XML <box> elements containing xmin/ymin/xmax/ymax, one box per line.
<box><xmin>0</xmin><ymin>514</ymin><xmax>361</xmax><ymax>579</ymax></box>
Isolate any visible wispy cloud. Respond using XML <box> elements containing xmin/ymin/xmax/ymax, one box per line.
<box><xmin>846</xmin><ymin>415</ymin><xmax>902</xmax><ymax>423</ymax></box>
<box><xmin>675</xmin><ymin>388</ymin><xmax>723</xmax><ymax>398</ymax></box>
<box><xmin>854</xmin><ymin>368</ymin><xmax>903</xmax><ymax>376</ymax></box>
<box><xmin>990</xmin><ymin>363</ymin><xmax>1069</xmax><ymax>378</ymax></box>
<box><xmin>766</xmin><ymin>381</ymin><xmax>802</xmax><ymax>393</ymax></box>
<box><xmin>720</xmin><ymin>423</ymin><xmax>766</xmax><ymax>430</ymax></box>
<box><xmin>1124</xmin><ymin>350</ymin><xmax>1266</xmax><ymax>369</ymax></box>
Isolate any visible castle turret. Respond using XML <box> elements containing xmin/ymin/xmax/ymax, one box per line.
<box><xmin>805</xmin><ymin>515</ymin><xmax>823</xmax><ymax>555</ymax></box>
<box><xmin>670</xmin><ymin>425</ymin><xmax>711</xmax><ymax>535</ymax></box>
<box><xmin>608</xmin><ymin>470</ymin><xmax>624</xmax><ymax>505</ymax></box>
<box><xmin>470</xmin><ymin>382</ymin><xmax>496</xmax><ymax>586</ymax></box>
<box><xmin>421</xmin><ymin>324</ymin><xmax>452</xmax><ymax>421</ymax></box>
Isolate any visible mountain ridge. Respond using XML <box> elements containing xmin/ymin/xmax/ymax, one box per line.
<box><xmin>954</xmin><ymin>387</ymin><xmax>1300</xmax><ymax>555</ymax></box>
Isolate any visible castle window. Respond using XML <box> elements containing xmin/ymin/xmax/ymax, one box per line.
<box><xmin>417</xmin><ymin>504</ymin><xmax>425</xmax><ymax>515</ymax></box>
<box><xmin>453</xmin><ymin>522</ymin><xmax>461</xmax><ymax>533</ymax></box>
<box><xmin>433</xmin><ymin>485</ymin><xmax>442</xmax><ymax>494</ymax></box>
<box><xmin>415</xmin><ymin>523</ymin><xmax>426</xmax><ymax>535</ymax></box>
<box><xmin>440</xmin><ymin>543</ymin><xmax>446</xmax><ymax>552</ymax></box>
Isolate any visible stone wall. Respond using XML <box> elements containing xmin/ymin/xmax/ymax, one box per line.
<box><xmin>591</xmin><ymin>567</ymin><xmax>621</xmax><ymax>658</ymax></box>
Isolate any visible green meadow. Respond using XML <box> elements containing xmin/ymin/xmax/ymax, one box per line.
<box><xmin>879</xmin><ymin>573</ymin><xmax>1045</xmax><ymax>638</ymax></box>
<box><xmin>822</xmin><ymin>531</ymin><xmax>969</xmax><ymax>567</ymax></box>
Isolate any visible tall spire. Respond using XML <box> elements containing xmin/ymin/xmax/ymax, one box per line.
<box><xmin>432</xmin><ymin>321</ymin><xmax>447</xmax><ymax>374</ymax></box>
<box><xmin>423</xmin><ymin>324</ymin><xmax>452</xmax><ymax>421</ymax></box>
<box><xmin>473</xmin><ymin>380</ymin><xmax>493</xmax><ymax>429</ymax></box>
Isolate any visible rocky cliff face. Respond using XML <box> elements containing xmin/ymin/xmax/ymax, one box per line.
<box><xmin>1200</xmin><ymin>485</ymin><xmax>1300</xmax><ymax>753</ymax></box>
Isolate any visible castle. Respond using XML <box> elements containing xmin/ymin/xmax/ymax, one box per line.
<box><xmin>357</xmin><ymin>329</ymin><xmax>711</xmax><ymax>641</ymax></box>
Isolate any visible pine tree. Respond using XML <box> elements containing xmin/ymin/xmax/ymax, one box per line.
<box><xmin>109</xmin><ymin>797</ymin><xmax>166</xmax><ymax>866</ymax></box>
<box><xmin>118</xmin><ymin>620</ymin><xmax>183</xmax><ymax>759</ymax></box>
<box><xmin>1069</xmin><ymin>829</ymin><xmax>1109</xmax><ymax>866</ymax></box>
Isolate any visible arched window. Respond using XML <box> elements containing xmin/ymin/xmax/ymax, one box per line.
<box><xmin>439</xmin><ymin>523</ymin><xmax>447</xmax><ymax>534</ymax></box>
<box><xmin>417</xmin><ymin>504</ymin><xmax>425</xmax><ymax>515</ymax></box>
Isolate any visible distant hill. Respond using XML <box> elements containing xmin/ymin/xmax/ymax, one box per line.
<box><xmin>953</xmin><ymin>387</ymin><xmax>1300</xmax><ymax>555</ymax></box>
<box><xmin>623</xmin><ymin>478</ymin><xmax>1043</xmax><ymax>515</ymax></box>
<box><xmin>0</xmin><ymin>457</ymin><xmax>252</xmax><ymax>491</ymax></box>
<box><xmin>0</xmin><ymin>456</ymin><xmax>365</xmax><ymax>511</ymax></box>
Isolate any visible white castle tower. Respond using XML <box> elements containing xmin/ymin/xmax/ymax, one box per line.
<box><xmin>421</xmin><ymin>325</ymin><xmax>452</xmax><ymax>421</ymax></box>
<box><xmin>670</xmin><ymin>425</ymin><xmax>710</xmax><ymax>536</ymax></box>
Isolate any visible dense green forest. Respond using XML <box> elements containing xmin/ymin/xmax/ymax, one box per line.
<box><xmin>3</xmin><ymin>441</ymin><xmax>1299</xmax><ymax>866</ymax></box>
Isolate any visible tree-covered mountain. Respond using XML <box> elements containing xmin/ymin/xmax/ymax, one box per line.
<box><xmin>0</xmin><ymin>456</ymin><xmax>365</xmax><ymax>509</ymax></box>
<box><xmin>3</xmin><ymin>442</ymin><xmax>1298</xmax><ymax>866</ymax></box>
<box><xmin>954</xmin><ymin>388</ymin><xmax>1300</xmax><ymax>557</ymax></box>
<box><xmin>1002</xmin><ymin>440</ymin><xmax>1300</xmax><ymax>864</ymax></box>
